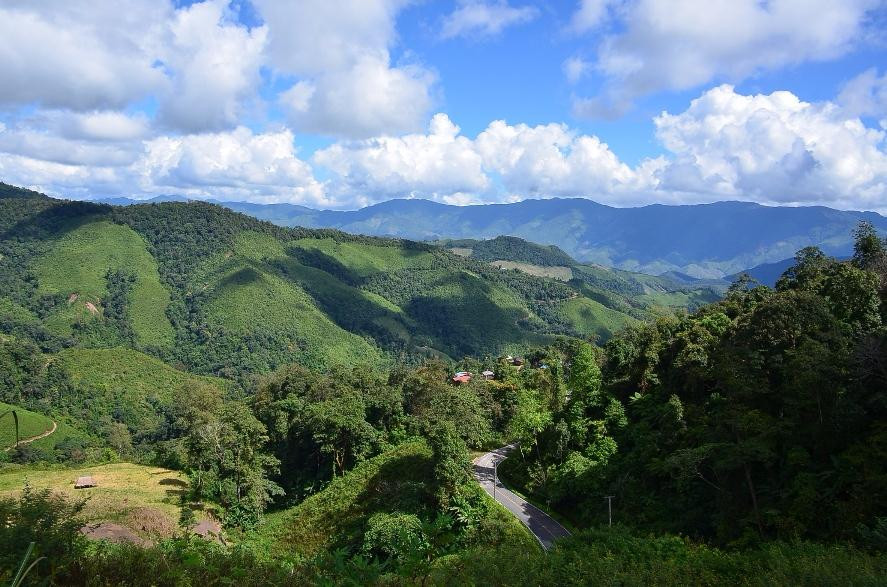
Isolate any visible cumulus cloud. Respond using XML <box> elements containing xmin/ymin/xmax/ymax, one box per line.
<box><xmin>654</xmin><ymin>84</ymin><xmax>887</xmax><ymax>210</ymax></box>
<box><xmin>571</xmin><ymin>0</ymin><xmax>882</xmax><ymax>117</ymax></box>
<box><xmin>0</xmin><ymin>119</ymin><xmax>327</xmax><ymax>204</ymax></box>
<box><xmin>0</xmin><ymin>1</ymin><xmax>266</xmax><ymax>134</ymax></box>
<box><xmin>0</xmin><ymin>0</ymin><xmax>169</xmax><ymax>111</ymax></box>
<box><xmin>315</xmin><ymin>114</ymin><xmax>488</xmax><ymax>205</ymax></box>
<box><xmin>314</xmin><ymin>113</ymin><xmax>653</xmax><ymax>205</ymax></box>
<box><xmin>252</xmin><ymin>0</ymin><xmax>405</xmax><ymax>75</ymax></box>
<box><xmin>440</xmin><ymin>1</ymin><xmax>539</xmax><ymax>40</ymax></box>
<box><xmin>254</xmin><ymin>0</ymin><xmax>435</xmax><ymax>138</ymax></box>
<box><xmin>313</xmin><ymin>85</ymin><xmax>887</xmax><ymax>212</ymax></box>
<box><xmin>137</xmin><ymin>127</ymin><xmax>327</xmax><ymax>204</ymax></box>
<box><xmin>279</xmin><ymin>56</ymin><xmax>436</xmax><ymax>139</ymax></box>
<box><xmin>157</xmin><ymin>0</ymin><xmax>267</xmax><ymax>132</ymax></box>
<box><xmin>838</xmin><ymin>68</ymin><xmax>887</xmax><ymax>122</ymax></box>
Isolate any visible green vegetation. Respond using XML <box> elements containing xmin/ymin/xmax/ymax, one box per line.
<box><xmin>2</xmin><ymin>185</ymin><xmax>885</xmax><ymax>584</ymax></box>
<box><xmin>0</xmin><ymin>401</ymin><xmax>54</xmax><ymax>448</ymax></box>
<box><xmin>56</xmin><ymin>347</ymin><xmax>229</xmax><ymax>440</ymax></box>
<box><xmin>4</xmin><ymin>191</ymin><xmax>717</xmax><ymax>378</ymax></box>
<box><xmin>501</xmin><ymin>230</ymin><xmax>887</xmax><ymax>547</ymax></box>
<box><xmin>34</xmin><ymin>220</ymin><xmax>174</xmax><ymax>348</ymax></box>
<box><xmin>555</xmin><ymin>296</ymin><xmax>639</xmax><ymax>341</ymax></box>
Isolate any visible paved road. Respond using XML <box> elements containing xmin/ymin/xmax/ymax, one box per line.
<box><xmin>473</xmin><ymin>445</ymin><xmax>571</xmax><ymax>550</ymax></box>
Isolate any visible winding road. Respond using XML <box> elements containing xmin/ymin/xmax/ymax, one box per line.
<box><xmin>473</xmin><ymin>445</ymin><xmax>571</xmax><ymax>550</ymax></box>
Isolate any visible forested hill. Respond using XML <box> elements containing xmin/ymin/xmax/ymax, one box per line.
<box><xmin>206</xmin><ymin>197</ymin><xmax>887</xmax><ymax>279</ymax></box>
<box><xmin>1</xmin><ymin>188</ymin><xmax>718</xmax><ymax>380</ymax></box>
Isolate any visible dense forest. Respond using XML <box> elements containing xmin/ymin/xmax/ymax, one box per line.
<box><xmin>1</xmin><ymin>184</ymin><xmax>886</xmax><ymax>584</ymax></box>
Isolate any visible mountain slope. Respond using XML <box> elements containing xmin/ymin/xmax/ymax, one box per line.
<box><xmin>3</xmin><ymin>189</ymin><xmax>682</xmax><ymax>379</ymax></box>
<box><xmin>213</xmin><ymin>197</ymin><xmax>887</xmax><ymax>279</ymax></box>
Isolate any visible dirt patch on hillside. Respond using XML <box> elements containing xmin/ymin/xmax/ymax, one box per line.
<box><xmin>125</xmin><ymin>507</ymin><xmax>177</xmax><ymax>539</ymax></box>
<box><xmin>81</xmin><ymin>522</ymin><xmax>151</xmax><ymax>547</ymax></box>
<box><xmin>85</xmin><ymin>302</ymin><xmax>99</xmax><ymax>315</ymax></box>
<box><xmin>67</xmin><ymin>293</ymin><xmax>79</xmax><ymax>304</ymax></box>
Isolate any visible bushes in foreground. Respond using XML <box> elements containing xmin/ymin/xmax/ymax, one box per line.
<box><xmin>3</xmin><ymin>483</ymin><xmax>885</xmax><ymax>586</ymax></box>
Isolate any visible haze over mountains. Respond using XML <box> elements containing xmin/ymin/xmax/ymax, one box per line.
<box><xmin>99</xmin><ymin>195</ymin><xmax>887</xmax><ymax>280</ymax></box>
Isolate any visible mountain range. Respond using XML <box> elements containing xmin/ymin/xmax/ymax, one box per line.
<box><xmin>1</xmin><ymin>184</ymin><xmax>725</xmax><ymax>381</ymax></box>
<box><xmin>96</xmin><ymin>195</ymin><xmax>887</xmax><ymax>280</ymax></box>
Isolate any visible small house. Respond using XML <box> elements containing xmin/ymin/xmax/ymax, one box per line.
<box><xmin>481</xmin><ymin>370</ymin><xmax>494</xmax><ymax>380</ymax></box>
<box><xmin>452</xmin><ymin>371</ymin><xmax>472</xmax><ymax>384</ymax></box>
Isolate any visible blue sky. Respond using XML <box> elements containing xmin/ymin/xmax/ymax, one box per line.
<box><xmin>1</xmin><ymin>0</ymin><xmax>886</xmax><ymax>212</ymax></box>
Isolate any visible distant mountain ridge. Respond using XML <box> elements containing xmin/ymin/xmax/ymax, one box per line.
<box><xmin>94</xmin><ymin>195</ymin><xmax>887</xmax><ymax>279</ymax></box>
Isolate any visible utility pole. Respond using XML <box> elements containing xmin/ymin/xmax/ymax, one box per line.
<box><xmin>604</xmin><ymin>495</ymin><xmax>614</xmax><ymax>526</ymax></box>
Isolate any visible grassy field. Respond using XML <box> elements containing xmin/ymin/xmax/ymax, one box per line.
<box><xmin>0</xmin><ymin>401</ymin><xmax>54</xmax><ymax>449</ymax></box>
<box><xmin>34</xmin><ymin>220</ymin><xmax>175</xmax><ymax>347</ymax></box>
<box><xmin>0</xmin><ymin>462</ymin><xmax>188</xmax><ymax>540</ymax></box>
<box><xmin>491</xmin><ymin>261</ymin><xmax>573</xmax><ymax>281</ymax></box>
<box><xmin>58</xmin><ymin>347</ymin><xmax>228</xmax><ymax>397</ymax></box>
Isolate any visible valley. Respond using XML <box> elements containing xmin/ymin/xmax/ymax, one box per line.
<box><xmin>1</xmin><ymin>184</ymin><xmax>886</xmax><ymax>584</ymax></box>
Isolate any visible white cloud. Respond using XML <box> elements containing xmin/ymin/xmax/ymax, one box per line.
<box><xmin>563</xmin><ymin>56</ymin><xmax>590</xmax><ymax>84</ymax></box>
<box><xmin>315</xmin><ymin>113</ymin><xmax>652</xmax><ymax>205</ymax></box>
<box><xmin>138</xmin><ymin>127</ymin><xmax>327</xmax><ymax>204</ymax></box>
<box><xmin>653</xmin><ymin>84</ymin><xmax>887</xmax><ymax>210</ymax></box>
<box><xmin>571</xmin><ymin>0</ymin><xmax>882</xmax><ymax>116</ymax></box>
<box><xmin>440</xmin><ymin>1</ymin><xmax>539</xmax><ymax>40</ymax></box>
<box><xmin>315</xmin><ymin>114</ymin><xmax>488</xmax><ymax>205</ymax></box>
<box><xmin>314</xmin><ymin>85</ymin><xmax>887</xmax><ymax>212</ymax></box>
<box><xmin>838</xmin><ymin>68</ymin><xmax>887</xmax><ymax>122</ymax></box>
<box><xmin>251</xmin><ymin>0</ymin><xmax>407</xmax><ymax>75</ymax></box>
<box><xmin>279</xmin><ymin>56</ymin><xmax>436</xmax><ymax>139</ymax></box>
<box><xmin>0</xmin><ymin>1</ymin><xmax>266</xmax><ymax>134</ymax></box>
<box><xmin>0</xmin><ymin>119</ymin><xmax>328</xmax><ymax>205</ymax></box>
<box><xmin>568</xmin><ymin>0</ymin><xmax>621</xmax><ymax>33</ymax></box>
<box><xmin>475</xmin><ymin>120</ymin><xmax>644</xmax><ymax>197</ymax></box>
<box><xmin>254</xmin><ymin>0</ymin><xmax>435</xmax><ymax>138</ymax></box>
<box><xmin>0</xmin><ymin>0</ymin><xmax>170</xmax><ymax>111</ymax></box>
<box><xmin>157</xmin><ymin>0</ymin><xmax>267</xmax><ymax>132</ymax></box>
<box><xmin>24</xmin><ymin>110</ymin><xmax>151</xmax><ymax>143</ymax></box>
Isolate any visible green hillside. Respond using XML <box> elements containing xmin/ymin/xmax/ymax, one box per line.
<box><xmin>34</xmin><ymin>220</ymin><xmax>174</xmax><ymax>347</ymax></box>
<box><xmin>441</xmin><ymin>235</ymin><xmax>576</xmax><ymax>267</ymax></box>
<box><xmin>0</xmin><ymin>401</ymin><xmax>54</xmax><ymax>448</ymax></box>
<box><xmin>0</xmin><ymin>189</ymin><xmax>728</xmax><ymax>380</ymax></box>
<box><xmin>555</xmin><ymin>296</ymin><xmax>639</xmax><ymax>341</ymax></box>
<box><xmin>253</xmin><ymin>441</ymin><xmax>536</xmax><ymax>560</ymax></box>
<box><xmin>56</xmin><ymin>347</ymin><xmax>229</xmax><ymax>438</ymax></box>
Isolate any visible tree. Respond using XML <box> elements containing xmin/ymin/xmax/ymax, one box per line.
<box><xmin>852</xmin><ymin>221</ymin><xmax>887</xmax><ymax>271</ymax></box>
<box><xmin>180</xmin><ymin>392</ymin><xmax>281</xmax><ymax>528</ymax></box>
<box><xmin>428</xmin><ymin>421</ymin><xmax>470</xmax><ymax>506</ymax></box>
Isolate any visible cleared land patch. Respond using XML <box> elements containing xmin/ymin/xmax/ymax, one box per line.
<box><xmin>0</xmin><ymin>462</ymin><xmax>188</xmax><ymax>541</ymax></box>
<box><xmin>492</xmin><ymin>261</ymin><xmax>573</xmax><ymax>281</ymax></box>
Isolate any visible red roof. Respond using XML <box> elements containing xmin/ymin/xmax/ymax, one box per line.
<box><xmin>452</xmin><ymin>373</ymin><xmax>472</xmax><ymax>383</ymax></box>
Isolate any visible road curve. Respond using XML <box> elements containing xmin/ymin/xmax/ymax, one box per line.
<box><xmin>472</xmin><ymin>445</ymin><xmax>571</xmax><ymax>550</ymax></box>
